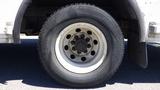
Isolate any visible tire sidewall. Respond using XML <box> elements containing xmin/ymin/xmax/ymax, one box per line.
<box><xmin>39</xmin><ymin>5</ymin><xmax>124</xmax><ymax>87</ymax></box>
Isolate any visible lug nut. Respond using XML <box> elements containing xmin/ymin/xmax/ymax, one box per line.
<box><xmin>80</xmin><ymin>34</ymin><xmax>85</xmax><ymax>39</ymax></box>
<box><xmin>74</xmin><ymin>35</ymin><xmax>79</xmax><ymax>40</ymax></box>
<box><xmin>84</xmin><ymin>50</ymin><xmax>88</xmax><ymax>53</ymax></box>
<box><xmin>72</xmin><ymin>47</ymin><xmax>76</xmax><ymax>51</ymax></box>
<box><xmin>71</xmin><ymin>41</ymin><xmax>75</xmax><ymax>45</ymax></box>
<box><xmin>87</xmin><ymin>44</ymin><xmax>91</xmax><ymax>48</ymax></box>
<box><xmin>86</xmin><ymin>38</ymin><xmax>90</xmax><ymax>42</ymax></box>
<box><xmin>77</xmin><ymin>51</ymin><xmax>81</xmax><ymax>54</ymax></box>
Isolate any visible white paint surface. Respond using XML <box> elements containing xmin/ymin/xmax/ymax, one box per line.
<box><xmin>136</xmin><ymin>0</ymin><xmax>160</xmax><ymax>35</ymax></box>
<box><xmin>0</xmin><ymin>0</ymin><xmax>23</xmax><ymax>35</ymax></box>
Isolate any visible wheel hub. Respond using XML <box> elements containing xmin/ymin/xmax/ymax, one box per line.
<box><xmin>69</xmin><ymin>33</ymin><xmax>92</xmax><ymax>56</ymax></box>
<box><xmin>63</xmin><ymin>28</ymin><xmax>98</xmax><ymax>63</ymax></box>
<box><xmin>74</xmin><ymin>37</ymin><xmax>87</xmax><ymax>53</ymax></box>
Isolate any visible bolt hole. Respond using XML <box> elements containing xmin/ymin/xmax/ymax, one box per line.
<box><xmin>76</xmin><ymin>28</ymin><xmax>81</xmax><ymax>32</ymax></box>
<box><xmin>87</xmin><ymin>31</ymin><xmax>92</xmax><ymax>35</ymax></box>
<box><xmin>64</xmin><ymin>45</ymin><xmax>69</xmax><ymax>50</ymax></box>
<box><xmin>77</xmin><ymin>51</ymin><xmax>81</xmax><ymax>54</ymax></box>
<box><xmin>80</xmin><ymin>34</ymin><xmax>85</xmax><ymax>38</ymax></box>
<box><xmin>71</xmin><ymin>41</ymin><xmax>75</xmax><ymax>45</ymax></box>
<box><xmin>81</xmin><ymin>57</ymin><xmax>86</xmax><ymax>61</ymax></box>
<box><xmin>87</xmin><ymin>44</ymin><xmax>91</xmax><ymax>48</ymax></box>
<box><xmin>86</xmin><ymin>38</ymin><xmax>90</xmax><ymax>42</ymax></box>
<box><xmin>74</xmin><ymin>35</ymin><xmax>79</xmax><ymax>40</ymax></box>
<box><xmin>72</xmin><ymin>47</ymin><xmax>76</xmax><ymax>51</ymax></box>
<box><xmin>70</xmin><ymin>55</ymin><xmax>75</xmax><ymax>59</ymax></box>
<box><xmin>84</xmin><ymin>50</ymin><xmax>88</xmax><ymax>53</ymax></box>
<box><xmin>91</xmin><ymin>51</ymin><xmax>95</xmax><ymax>56</ymax></box>
<box><xmin>66</xmin><ymin>34</ymin><xmax>71</xmax><ymax>39</ymax></box>
<box><xmin>93</xmin><ymin>40</ymin><xmax>98</xmax><ymax>45</ymax></box>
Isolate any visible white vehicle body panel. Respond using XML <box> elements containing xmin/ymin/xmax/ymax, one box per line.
<box><xmin>0</xmin><ymin>0</ymin><xmax>160</xmax><ymax>43</ymax></box>
<box><xmin>0</xmin><ymin>0</ymin><xmax>23</xmax><ymax>43</ymax></box>
<box><xmin>136</xmin><ymin>0</ymin><xmax>160</xmax><ymax>43</ymax></box>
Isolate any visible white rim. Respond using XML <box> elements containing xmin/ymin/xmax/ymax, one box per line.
<box><xmin>55</xmin><ymin>22</ymin><xmax>107</xmax><ymax>74</ymax></box>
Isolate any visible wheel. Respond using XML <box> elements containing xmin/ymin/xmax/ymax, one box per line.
<box><xmin>39</xmin><ymin>4</ymin><xmax>124</xmax><ymax>88</ymax></box>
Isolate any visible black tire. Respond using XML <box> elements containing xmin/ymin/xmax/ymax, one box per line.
<box><xmin>39</xmin><ymin>4</ymin><xmax>124</xmax><ymax>88</ymax></box>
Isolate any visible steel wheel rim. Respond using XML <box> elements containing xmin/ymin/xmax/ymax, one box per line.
<box><xmin>55</xmin><ymin>22</ymin><xmax>107</xmax><ymax>74</ymax></box>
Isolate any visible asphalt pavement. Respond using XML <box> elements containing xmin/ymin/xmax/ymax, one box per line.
<box><xmin>0</xmin><ymin>39</ymin><xmax>160</xmax><ymax>90</ymax></box>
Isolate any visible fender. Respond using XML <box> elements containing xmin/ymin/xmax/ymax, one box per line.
<box><xmin>128</xmin><ymin>0</ymin><xmax>147</xmax><ymax>42</ymax></box>
<box><xmin>127</xmin><ymin>0</ymin><xmax>148</xmax><ymax>68</ymax></box>
<box><xmin>13</xmin><ymin>0</ymin><xmax>31</xmax><ymax>43</ymax></box>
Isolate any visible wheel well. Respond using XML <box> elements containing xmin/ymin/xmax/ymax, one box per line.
<box><xmin>19</xmin><ymin>0</ymin><xmax>140</xmax><ymax>40</ymax></box>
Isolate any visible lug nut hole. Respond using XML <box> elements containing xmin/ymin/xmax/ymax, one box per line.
<box><xmin>81</xmin><ymin>57</ymin><xmax>86</xmax><ymax>61</ymax></box>
<box><xmin>70</xmin><ymin>55</ymin><xmax>75</xmax><ymax>59</ymax></box>
<box><xmin>91</xmin><ymin>51</ymin><xmax>95</xmax><ymax>56</ymax></box>
<box><xmin>93</xmin><ymin>40</ymin><xmax>98</xmax><ymax>45</ymax></box>
<box><xmin>76</xmin><ymin>28</ymin><xmax>81</xmax><ymax>32</ymax></box>
<box><xmin>87</xmin><ymin>31</ymin><xmax>92</xmax><ymax>35</ymax></box>
<box><xmin>64</xmin><ymin>45</ymin><xmax>69</xmax><ymax>50</ymax></box>
<box><xmin>66</xmin><ymin>34</ymin><xmax>71</xmax><ymax>39</ymax></box>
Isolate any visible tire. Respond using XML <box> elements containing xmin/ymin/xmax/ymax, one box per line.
<box><xmin>39</xmin><ymin>4</ymin><xmax>124</xmax><ymax>88</ymax></box>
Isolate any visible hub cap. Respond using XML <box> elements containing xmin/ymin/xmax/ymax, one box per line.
<box><xmin>55</xmin><ymin>22</ymin><xmax>107</xmax><ymax>73</ymax></box>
